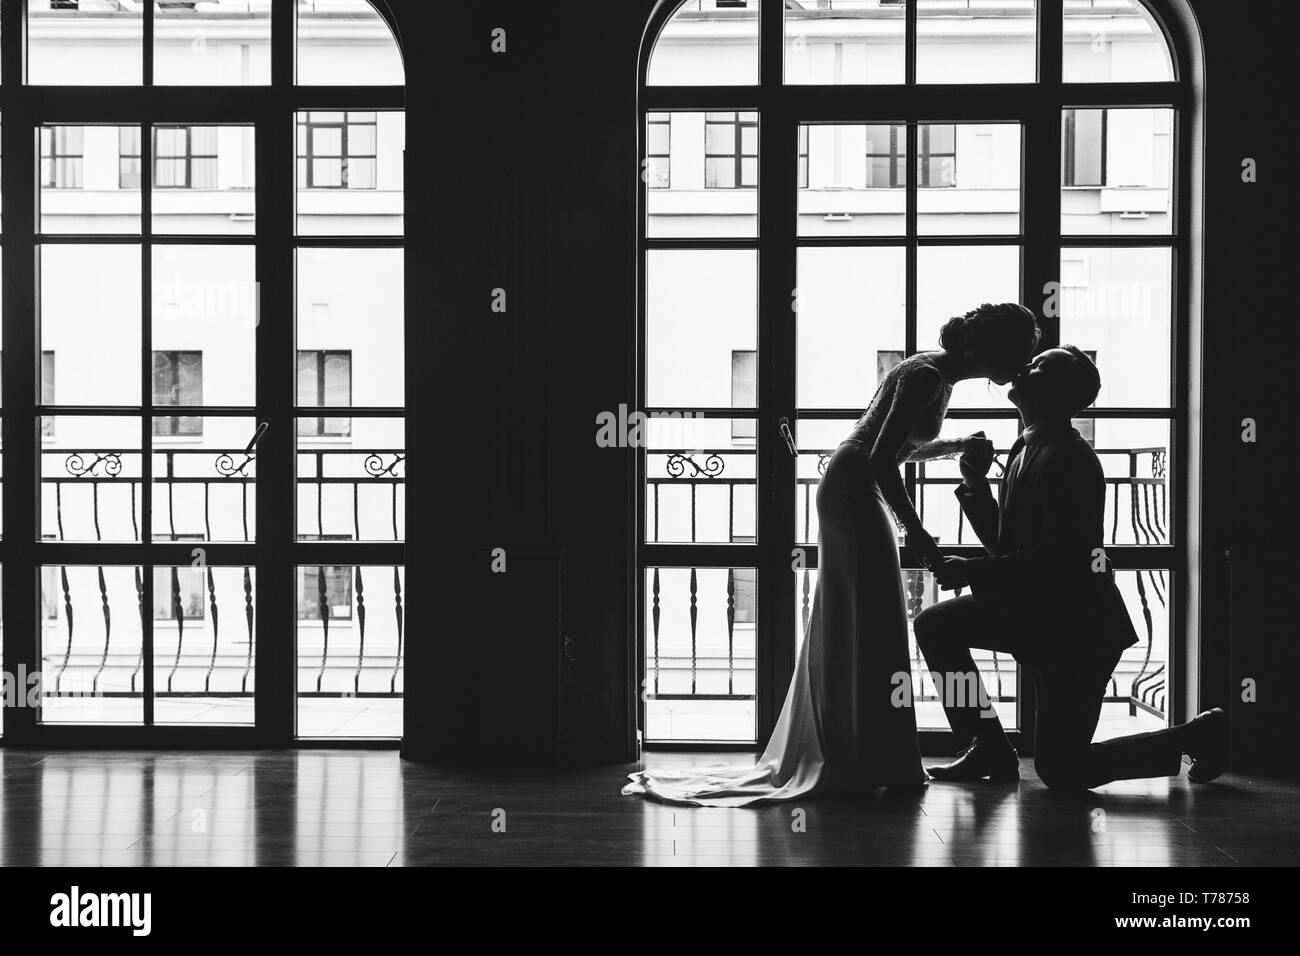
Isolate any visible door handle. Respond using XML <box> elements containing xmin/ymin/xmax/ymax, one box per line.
<box><xmin>778</xmin><ymin>417</ymin><xmax>798</xmax><ymax>459</ymax></box>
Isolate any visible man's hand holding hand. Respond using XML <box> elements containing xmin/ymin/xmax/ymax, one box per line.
<box><xmin>959</xmin><ymin>431</ymin><xmax>995</xmax><ymax>489</ymax></box>
<box><xmin>935</xmin><ymin>557</ymin><xmax>971</xmax><ymax>592</ymax></box>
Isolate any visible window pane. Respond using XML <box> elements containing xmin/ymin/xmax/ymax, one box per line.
<box><xmin>645</xmin><ymin>417</ymin><xmax>756</xmax><ymax>545</ymax></box>
<box><xmin>648</xmin><ymin>0</ymin><xmax>759</xmax><ymax>87</ymax></box>
<box><xmin>41</xmin><ymin>244</ymin><xmax>142</xmax><ymax>407</ymax></box>
<box><xmin>648</xmin><ymin>111</ymin><xmax>758</xmax><ymax>240</ymax></box>
<box><xmin>152</xmin><ymin>125</ymin><xmax>253</xmax><ymax>233</ymax></box>
<box><xmin>1093</xmin><ymin>420</ymin><xmax>1172</xmax><ymax>544</ymax></box>
<box><xmin>646</xmin><ymin>249</ymin><xmax>756</xmax><ymax>408</ymax></box>
<box><xmin>297</xmin><ymin>565</ymin><xmax>404</xmax><ymax>738</ymax></box>
<box><xmin>798</xmin><ymin>124</ymin><xmax>905</xmax><ymax>238</ymax></box>
<box><xmin>297</xmin><ymin>0</ymin><xmax>405</xmax><ymax>86</ymax></box>
<box><xmin>41</xmin><ymin>566</ymin><xmax>145</xmax><ymax>725</ymax></box>
<box><xmin>1060</xmin><ymin>247</ymin><xmax>1172</xmax><ymax>408</ymax></box>
<box><xmin>1097</xmin><ymin>569</ymin><xmax>1171</xmax><ymax>739</ymax></box>
<box><xmin>153</xmin><ymin>566</ymin><xmax>256</xmax><ymax>726</ymax></box>
<box><xmin>1064</xmin><ymin>0</ymin><xmax>1174</xmax><ymax>83</ymax></box>
<box><xmin>796</xmin><ymin>246</ymin><xmax>906</xmax><ymax>409</ymax></box>
<box><xmin>297</xmin><ymin>418</ymin><xmax>405</xmax><ymax>543</ymax></box>
<box><xmin>644</xmin><ymin>567</ymin><xmax>756</xmax><ymax>743</ymax></box>
<box><xmin>152</xmin><ymin>417</ymin><xmax>259</xmax><ymax>544</ymax></box>
<box><xmin>297</xmin><ymin>249</ymin><xmax>404</xmax><ymax>408</ymax></box>
<box><xmin>152</xmin><ymin>245</ymin><xmax>257</xmax><ymax>407</ymax></box>
<box><xmin>155</xmin><ymin>0</ymin><xmax>272</xmax><ymax>86</ymax></box>
<box><xmin>917</xmin><ymin>0</ymin><xmax>1038</xmax><ymax>84</ymax></box>
<box><xmin>916</xmin><ymin>246</ymin><xmax>1022</xmax><ymax>408</ymax></box>
<box><xmin>296</xmin><ymin>111</ymin><xmax>404</xmax><ymax>236</ymax></box>
<box><xmin>29</xmin><ymin>1</ymin><xmax>144</xmax><ymax>86</ymax></box>
<box><xmin>785</xmin><ymin>0</ymin><xmax>904</xmax><ymax>85</ymax></box>
<box><xmin>1061</xmin><ymin>108</ymin><xmax>1174</xmax><ymax>236</ymax></box>
<box><xmin>918</xmin><ymin>123</ymin><xmax>1021</xmax><ymax>236</ymax></box>
<box><xmin>40</xmin><ymin>417</ymin><xmax>143</xmax><ymax>544</ymax></box>
<box><xmin>40</xmin><ymin>125</ymin><xmax>141</xmax><ymax>234</ymax></box>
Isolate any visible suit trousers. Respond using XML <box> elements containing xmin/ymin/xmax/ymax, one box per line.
<box><xmin>913</xmin><ymin>595</ymin><xmax>1186</xmax><ymax>790</ymax></box>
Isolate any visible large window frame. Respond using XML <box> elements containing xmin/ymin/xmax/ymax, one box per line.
<box><xmin>635</xmin><ymin>0</ymin><xmax>1195</xmax><ymax>753</ymax></box>
<box><xmin>0</xmin><ymin>1</ymin><xmax>407</xmax><ymax>748</ymax></box>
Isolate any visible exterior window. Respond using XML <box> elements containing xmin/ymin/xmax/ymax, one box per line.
<box><xmin>731</xmin><ymin>349</ymin><xmax>756</xmax><ymax>443</ymax></box>
<box><xmin>918</xmin><ymin>124</ymin><xmax>957</xmax><ymax>188</ymax></box>
<box><xmin>646</xmin><ymin>112</ymin><xmax>671</xmax><ymax>189</ymax></box>
<box><xmin>705</xmin><ymin>111</ymin><xmax>758</xmax><ymax>189</ymax></box>
<box><xmin>152</xmin><ymin>351</ymin><xmax>204</xmax><ymax>437</ymax></box>
<box><xmin>298</xmin><ymin>539</ymin><xmax>355</xmax><ymax>622</ymax></box>
<box><xmin>297</xmin><ymin>350</ymin><xmax>353</xmax><ymax>438</ymax></box>
<box><xmin>797</xmin><ymin>124</ymin><xmax>809</xmax><ymax>189</ymax></box>
<box><xmin>40</xmin><ymin>126</ymin><xmax>83</xmax><ymax>188</ymax></box>
<box><xmin>297</xmin><ymin>112</ymin><xmax>379</xmax><ymax>189</ymax></box>
<box><xmin>120</xmin><ymin>126</ymin><xmax>219</xmax><ymax>190</ymax></box>
<box><xmin>154</xmin><ymin>540</ymin><xmax>207</xmax><ymax>622</ymax></box>
<box><xmin>1063</xmin><ymin>109</ymin><xmax>1107</xmax><ymax>187</ymax></box>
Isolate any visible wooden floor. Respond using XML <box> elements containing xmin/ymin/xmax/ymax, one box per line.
<box><xmin>0</xmin><ymin>749</ymin><xmax>1296</xmax><ymax>866</ymax></box>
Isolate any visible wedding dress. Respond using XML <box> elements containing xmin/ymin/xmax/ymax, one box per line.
<box><xmin>623</xmin><ymin>356</ymin><xmax>953</xmax><ymax>806</ymax></box>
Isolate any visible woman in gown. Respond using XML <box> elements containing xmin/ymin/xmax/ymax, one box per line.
<box><xmin>623</xmin><ymin>303</ymin><xmax>1041</xmax><ymax>806</ymax></box>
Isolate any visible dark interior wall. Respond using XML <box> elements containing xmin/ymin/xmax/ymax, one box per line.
<box><xmin>391</xmin><ymin>0</ymin><xmax>1300</xmax><ymax>772</ymax></box>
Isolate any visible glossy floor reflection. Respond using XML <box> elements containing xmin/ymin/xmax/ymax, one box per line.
<box><xmin>0</xmin><ymin>750</ymin><xmax>1291</xmax><ymax>866</ymax></box>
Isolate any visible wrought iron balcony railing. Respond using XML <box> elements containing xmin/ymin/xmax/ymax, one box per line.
<box><xmin>646</xmin><ymin>442</ymin><xmax>1170</xmax><ymax>724</ymax></box>
<box><xmin>34</xmin><ymin>445</ymin><xmax>405</xmax><ymax>708</ymax></box>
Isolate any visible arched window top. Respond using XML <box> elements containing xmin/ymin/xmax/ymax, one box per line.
<box><xmin>645</xmin><ymin>0</ymin><xmax>1176</xmax><ymax>87</ymax></box>
<box><xmin>298</xmin><ymin>0</ymin><xmax>405</xmax><ymax>87</ymax></box>
<box><xmin>1064</xmin><ymin>0</ymin><xmax>1174</xmax><ymax>83</ymax></box>
<box><xmin>647</xmin><ymin>1</ymin><xmax>760</xmax><ymax>87</ymax></box>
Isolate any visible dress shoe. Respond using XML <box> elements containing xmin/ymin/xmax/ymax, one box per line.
<box><xmin>928</xmin><ymin>739</ymin><xmax>1019</xmax><ymax>782</ymax></box>
<box><xmin>1185</xmin><ymin>707</ymin><xmax>1228</xmax><ymax>783</ymax></box>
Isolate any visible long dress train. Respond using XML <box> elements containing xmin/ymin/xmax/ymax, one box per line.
<box><xmin>622</xmin><ymin>437</ymin><xmax>925</xmax><ymax>807</ymax></box>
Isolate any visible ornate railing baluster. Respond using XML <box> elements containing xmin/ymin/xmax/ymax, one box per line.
<box><xmin>203</xmin><ymin>566</ymin><xmax>219</xmax><ymax>694</ymax></box>
<box><xmin>242</xmin><ymin>568</ymin><xmax>254</xmax><ymax>693</ymax></box>
<box><xmin>688</xmin><ymin>568</ymin><xmax>698</xmax><ymax>696</ymax></box>
<box><xmin>726</xmin><ymin>568</ymin><xmax>736</xmax><ymax>695</ymax></box>
<box><xmin>131</xmin><ymin>485</ymin><xmax>144</xmax><ymax>694</ymax></box>
<box><xmin>315</xmin><ymin>566</ymin><xmax>330</xmax><ymax>693</ymax></box>
<box><xmin>92</xmin><ymin>567</ymin><xmax>111</xmax><ymax>695</ymax></box>
<box><xmin>800</xmin><ymin>567</ymin><xmax>811</xmax><ymax>639</ymax></box>
<box><xmin>56</xmin><ymin>566</ymin><xmax>74</xmax><ymax>695</ymax></box>
<box><xmin>651</xmin><ymin>567</ymin><xmax>661</xmax><ymax>696</ymax></box>
<box><xmin>390</xmin><ymin>567</ymin><xmax>403</xmax><ymax>694</ymax></box>
<box><xmin>353</xmin><ymin>567</ymin><xmax>366</xmax><ymax>697</ymax></box>
<box><xmin>167</xmin><ymin>567</ymin><xmax>185</xmax><ymax>693</ymax></box>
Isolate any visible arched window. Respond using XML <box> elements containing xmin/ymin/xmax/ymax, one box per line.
<box><xmin>1</xmin><ymin>1</ymin><xmax>406</xmax><ymax>744</ymax></box>
<box><xmin>636</xmin><ymin>0</ymin><xmax>1195</xmax><ymax>749</ymax></box>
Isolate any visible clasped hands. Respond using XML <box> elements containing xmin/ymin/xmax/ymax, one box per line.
<box><xmin>920</xmin><ymin>431</ymin><xmax>995</xmax><ymax>593</ymax></box>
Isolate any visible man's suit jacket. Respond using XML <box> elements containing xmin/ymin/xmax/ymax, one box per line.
<box><xmin>953</xmin><ymin>420</ymin><xmax>1139</xmax><ymax>660</ymax></box>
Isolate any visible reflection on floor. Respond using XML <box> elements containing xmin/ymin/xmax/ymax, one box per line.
<box><xmin>0</xmin><ymin>749</ymin><xmax>1292</xmax><ymax>866</ymax></box>
<box><xmin>645</xmin><ymin>701</ymin><xmax>1164</xmax><ymax>746</ymax></box>
<box><xmin>34</xmin><ymin>699</ymin><xmax>403</xmax><ymax>739</ymax></box>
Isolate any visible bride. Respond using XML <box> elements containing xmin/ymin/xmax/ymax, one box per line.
<box><xmin>623</xmin><ymin>303</ymin><xmax>1041</xmax><ymax>806</ymax></box>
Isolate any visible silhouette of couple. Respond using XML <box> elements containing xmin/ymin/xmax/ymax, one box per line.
<box><xmin>624</xmin><ymin>303</ymin><xmax>1226</xmax><ymax>807</ymax></box>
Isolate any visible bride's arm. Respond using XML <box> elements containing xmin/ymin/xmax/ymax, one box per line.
<box><xmin>905</xmin><ymin>437</ymin><xmax>970</xmax><ymax>463</ymax></box>
<box><xmin>867</xmin><ymin>366</ymin><xmax>947</xmax><ymax>572</ymax></box>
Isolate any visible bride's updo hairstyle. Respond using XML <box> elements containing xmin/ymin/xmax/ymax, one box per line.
<box><xmin>939</xmin><ymin>302</ymin><xmax>1041</xmax><ymax>364</ymax></box>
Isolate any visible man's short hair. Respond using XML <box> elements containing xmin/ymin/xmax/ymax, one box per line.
<box><xmin>1059</xmin><ymin>345</ymin><xmax>1102</xmax><ymax>416</ymax></box>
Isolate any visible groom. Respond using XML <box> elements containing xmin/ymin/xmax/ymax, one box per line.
<box><xmin>917</xmin><ymin>346</ymin><xmax>1227</xmax><ymax>790</ymax></box>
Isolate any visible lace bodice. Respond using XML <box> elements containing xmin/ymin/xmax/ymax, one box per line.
<box><xmin>847</xmin><ymin>354</ymin><xmax>953</xmax><ymax>460</ymax></box>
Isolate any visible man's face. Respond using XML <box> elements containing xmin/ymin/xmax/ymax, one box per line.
<box><xmin>1008</xmin><ymin>348</ymin><xmax>1077</xmax><ymax>411</ymax></box>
